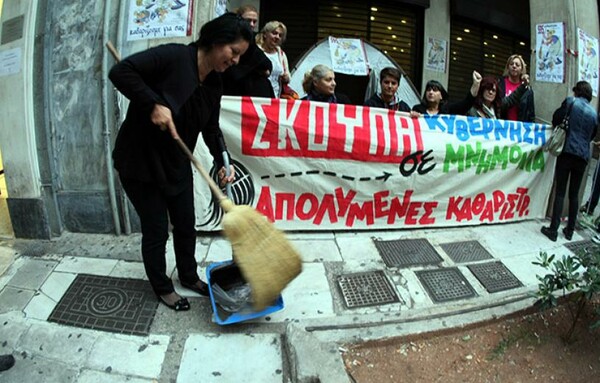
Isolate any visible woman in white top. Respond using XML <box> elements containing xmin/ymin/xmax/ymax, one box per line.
<box><xmin>256</xmin><ymin>21</ymin><xmax>290</xmax><ymax>97</ymax></box>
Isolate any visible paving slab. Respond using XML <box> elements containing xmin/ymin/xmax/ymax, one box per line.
<box><xmin>24</xmin><ymin>292</ymin><xmax>56</xmax><ymax>320</ymax></box>
<box><xmin>264</xmin><ymin>262</ymin><xmax>335</xmax><ymax>322</ymax></box>
<box><xmin>39</xmin><ymin>271</ymin><xmax>77</xmax><ymax>301</ymax></box>
<box><xmin>0</xmin><ymin>286</ymin><xmax>35</xmax><ymax>314</ymax></box>
<box><xmin>177</xmin><ymin>333</ymin><xmax>283</xmax><ymax>383</ymax></box>
<box><xmin>0</xmin><ymin>354</ymin><xmax>79</xmax><ymax>383</ymax></box>
<box><xmin>86</xmin><ymin>333</ymin><xmax>170</xmax><ymax>379</ymax></box>
<box><xmin>76</xmin><ymin>369</ymin><xmax>156</xmax><ymax>383</ymax></box>
<box><xmin>17</xmin><ymin>321</ymin><xmax>100</xmax><ymax>366</ymax></box>
<box><xmin>291</xmin><ymin>238</ymin><xmax>342</xmax><ymax>262</ymax></box>
<box><xmin>7</xmin><ymin>258</ymin><xmax>57</xmax><ymax>290</ymax></box>
<box><xmin>55</xmin><ymin>256</ymin><xmax>118</xmax><ymax>276</ymax></box>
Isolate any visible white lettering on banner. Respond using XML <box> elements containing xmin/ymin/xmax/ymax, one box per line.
<box><xmin>279</xmin><ymin>100</ymin><xmax>302</xmax><ymax>150</ymax></box>
<box><xmin>308</xmin><ymin>102</ymin><xmax>328</xmax><ymax>151</ymax></box>
<box><xmin>336</xmin><ymin>105</ymin><xmax>362</xmax><ymax>153</ymax></box>
<box><xmin>251</xmin><ymin>98</ymin><xmax>271</xmax><ymax>149</ymax></box>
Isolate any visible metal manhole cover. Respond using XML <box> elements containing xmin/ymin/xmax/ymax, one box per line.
<box><xmin>467</xmin><ymin>261</ymin><xmax>523</xmax><ymax>293</ymax></box>
<box><xmin>415</xmin><ymin>268</ymin><xmax>477</xmax><ymax>303</ymax></box>
<box><xmin>440</xmin><ymin>240</ymin><xmax>493</xmax><ymax>263</ymax></box>
<box><xmin>336</xmin><ymin>270</ymin><xmax>400</xmax><ymax>309</ymax></box>
<box><xmin>373</xmin><ymin>238</ymin><xmax>443</xmax><ymax>268</ymax></box>
<box><xmin>48</xmin><ymin>274</ymin><xmax>158</xmax><ymax>336</ymax></box>
<box><xmin>564</xmin><ymin>240</ymin><xmax>597</xmax><ymax>255</ymax></box>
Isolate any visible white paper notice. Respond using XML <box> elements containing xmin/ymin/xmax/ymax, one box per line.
<box><xmin>0</xmin><ymin>47</ymin><xmax>22</xmax><ymax>77</ymax></box>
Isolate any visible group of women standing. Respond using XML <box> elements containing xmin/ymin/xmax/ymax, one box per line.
<box><xmin>108</xmin><ymin>7</ymin><xmax>597</xmax><ymax>312</ymax></box>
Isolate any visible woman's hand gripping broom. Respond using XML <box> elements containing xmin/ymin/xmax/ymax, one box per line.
<box><xmin>105</xmin><ymin>41</ymin><xmax>302</xmax><ymax>310</ymax></box>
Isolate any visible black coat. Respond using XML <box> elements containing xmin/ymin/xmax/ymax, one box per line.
<box><xmin>412</xmin><ymin>92</ymin><xmax>475</xmax><ymax>115</ymax></box>
<box><xmin>222</xmin><ymin>41</ymin><xmax>274</xmax><ymax>98</ymax></box>
<box><xmin>109</xmin><ymin>43</ymin><xmax>227</xmax><ymax>194</ymax></box>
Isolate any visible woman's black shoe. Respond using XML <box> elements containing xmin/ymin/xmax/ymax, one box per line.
<box><xmin>181</xmin><ymin>280</ymin><xmax>210</xmax><ymax>296</ymax></box>
<box><xmin>541</xmin><ymin>226</ymin><xmax>557</xmax><ymax>242</ymax></box>
<box><xmin>562</xmin><ymin>227</ymin><xmax>574</xmax><ymax>241</ymax></box>
<box><xmin>0</xmin><ymin>354</ymin><xmax>15</xmax><ymax>372</ymax></box>
<box><xmin>158</xmin><ymin>296</ymin><xmax>190</xmax><ymax>311</ymax></box>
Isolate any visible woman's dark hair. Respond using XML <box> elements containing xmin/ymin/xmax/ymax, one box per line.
<box><xmin>573</xmin><ymin>81</ymin><xmax>593</xmax><ymax>101</ymax></box>
<box><xmin>420</xmin><ymin>80</ymin><xmax>449</xmax><ymax>105</ymax></box>
<box><xmin>196</xmin><ymin>12</ymin><xmax>253</xmax><ymax>51</ymax></box>
<box><xmin>473</xmin><ymin>75</ymin><xmax>502</xmax><ymax>112</ymax></box>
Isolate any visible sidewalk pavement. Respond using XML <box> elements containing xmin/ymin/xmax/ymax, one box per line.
<box><xmin>0</xmin><ymin>218</ymin><xmax>596</xmax><ymax>383</ymax></box>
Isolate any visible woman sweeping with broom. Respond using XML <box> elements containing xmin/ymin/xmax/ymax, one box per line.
<box><xmin>109</xmin><ymin>14</ymin><xmax>253</xmax><ymax>311</ymax></box>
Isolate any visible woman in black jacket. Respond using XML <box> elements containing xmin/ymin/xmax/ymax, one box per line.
<box><xmin>109</xmin><ymin>13</ymin><xmax>252</xmax><ymax>311</ymax></box>
<box><xmin>412</xmin><ymin>71</ymin><xmax>481</xmax><ymax>116</ymax></box>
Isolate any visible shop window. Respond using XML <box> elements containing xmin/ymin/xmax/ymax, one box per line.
<box><xmin>448</xmin><ymin>18</ymin><xmax>530</xmax><ymax>101</ymax></box>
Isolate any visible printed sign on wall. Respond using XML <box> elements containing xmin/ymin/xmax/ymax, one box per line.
<box><xmin>535</xmin><ymin>22</ymin><xmax>565</xmax><ymax>83</ymax></box>
<box><xmin>577</xmin><ymin>28</ymin><xmax>599</xmax><ymax>97</ymax></box>
<box><xmin>127</xmin><ymin>0</ymin><xmax>194</xmax><ymax>41</ymax></box>
<box><xmin>425</xmin><ymin>37</ymin><xmax>447</xmax><ymax>73</ymax></box>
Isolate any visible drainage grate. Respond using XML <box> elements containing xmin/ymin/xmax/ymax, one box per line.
<box><xmin>48</xmin><ymin>274</ymin><xmax>157</xmax><ymax>336</ymax></box>
<box><xmin>564</xmin><ymin>240</ymin><xmax>597</xmax><ymax>256</ymax></box>
<box><xmin>415</xmin><ymin>268</ymin><xmax>477</xmax><ymax>303</ymax></box>
<box><xmin>467</xmin><ymin>261</ymin><xmax>523</xmax><ymax>293</ymax></box>
<box><xmin>373</xmin><ymin>238</ymin><xmax>443</xmax><ymax>268</ymax></box>
<box><xmin>336</xmin><ymin>270</ymin><xmax>400</xmax><ymax>309</ymax></box>
<box><xmin>440</xmin><ymin>240</ymin><xmax>493</xmax><ymax>263</ymax></box>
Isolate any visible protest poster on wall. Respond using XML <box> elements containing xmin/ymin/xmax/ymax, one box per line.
<box><xmin>329</xmin><ymin>37</ymin><xmax>369</xmax><ymax>76</ymax></box>
<box><xmin>577</xmin><ymin>28</ymin><xmax>599</xmax><ymax>97</ymax></box>
<box><xmin>193</xmin><ymin>97</ymin><xmax>554</xmax><ymax>232</ymax></box>
<box><xmin>425</xmin><ymin>37</ymin><xmax>447</xmax><ymax>73</ymax></box>
<box><xmin>127</xmin><ymin>0</ymin><xmax>194</xmax><ymax>41</ymax></box>
<box><xmin>535</xmin><ymin>22</ymin><xmax>565</xmax><ymax>83</ymax></box>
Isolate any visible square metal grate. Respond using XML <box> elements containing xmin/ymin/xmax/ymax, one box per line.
<box><xmin>415</xmin><ymin>268</ymin><xmax>477</xmax><ymax>303</ymax></box>
<box><xmin>373</xmin><ymin>238</ymin><xmax>443</xmax><ymax>268</ymax></box>
<box><xmin>48</xmin><ymin>274</ymin><xmax>158</xmax><ymax>336</ymax></box>
<box><xmin>564</xmin><ymin>240</ymin><xmax>597</xmax><ymax>256</ymax></box>
<box><xmin>467</xmin><ymin>261</ymin><xmax>523</xmax><ymax>293</ymax></box>
<box><xmin>440</xmin><ymin>240</ymin><xmax>493</xmax><ymax>263</ymax></box>
<box><xmin>336</xmin><ymin>270</ymin><xmax>400</xmax><ymax>309</ymax></box>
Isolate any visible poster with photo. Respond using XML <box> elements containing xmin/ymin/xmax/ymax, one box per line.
<box><xmin>127</xmin><ymin>0</ymin><xmax>194</xmax><ymax>41</ymax></box>
<box><xmin>425</xmin><ymin>37</ymin><xmax>447</xmax><ymax>73</ymax></box>
<box><xmin>578</xmin><ymin>28</ymin><xmax>599</xmax><ymax>96</ymax></box>
<box><xmin>535</xmin><ymin>22</ymin><xmax>564</xmax><ymax>83</ymax></box>
<box><xmin>329</xmin><ymin>37</ymin><xmax>369</xmax><ymax>76</ymax></box>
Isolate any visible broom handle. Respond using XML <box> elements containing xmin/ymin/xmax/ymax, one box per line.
<box><xmin>173</xmin><ymin>137</ymin><xmax>228</xmax><ymax>203</ymax></box>
<box><xmin>106</xmin><ymin>41</ymin><xmax>121</xmax><ymax>61</ymax></box>
<box><xmin>106</xmin><ymin>41</ymin><xmax>229</xmax><ymax>204</ymax></box>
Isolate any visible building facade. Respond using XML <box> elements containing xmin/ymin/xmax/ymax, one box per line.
<box><xmin>0</xmin><ymin>0</ymin><xmax>597</xmax><ymax>238</ymax></box>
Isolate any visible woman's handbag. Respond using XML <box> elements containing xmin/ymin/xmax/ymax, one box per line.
<box><xmin>544</xmin><ymin>101</ymin><xmax>574</xmax><ymax>156</ymax></box>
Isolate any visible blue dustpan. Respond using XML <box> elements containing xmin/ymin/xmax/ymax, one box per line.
<box><xmin>206</xmin><ymin>260</ymin><xmax>284</xmax><ymax>325</ymax></box>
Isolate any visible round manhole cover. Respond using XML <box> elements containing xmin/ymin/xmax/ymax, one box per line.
<box><xmin>88</xmin><ymin>288</ymin><xmax>128</xmax><ymax>316</ymax></box>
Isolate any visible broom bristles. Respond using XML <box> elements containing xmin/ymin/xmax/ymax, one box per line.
<box><xmin>222</xmin><ymin>203</ymin><xmax>302</xmax><ymax>310</ymax></box>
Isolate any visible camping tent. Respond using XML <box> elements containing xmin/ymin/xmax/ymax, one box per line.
<box><xmin>288</xmin><ymin>37</ymin><xmax>421</xmax><ymax>107</ymax></box>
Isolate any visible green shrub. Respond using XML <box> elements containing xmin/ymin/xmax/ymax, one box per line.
<box><xmin>533</xmin><ymin>247</ymin><xmax>600</xmax><ymax>341</ymax></box>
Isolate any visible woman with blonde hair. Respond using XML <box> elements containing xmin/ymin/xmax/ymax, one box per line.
<box><xmin>301</xmin><ymin>64</ymin><xmax>351</xmax><ymax>104</ymax></box>
<box><xmin>498</xmin><ymin>54</ymin><xmax>535</xmax><ymax>122</ymax></box>
<box><xmin>256</xmin><ymin>20</ymin><xmax>290</xmax><ymax>97</ymax></box>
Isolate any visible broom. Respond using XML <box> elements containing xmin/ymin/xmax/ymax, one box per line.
<box><xmin>106</xmin><ymin>42</ymin><xmax>302</xmax><ymax>310</ymax></box>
